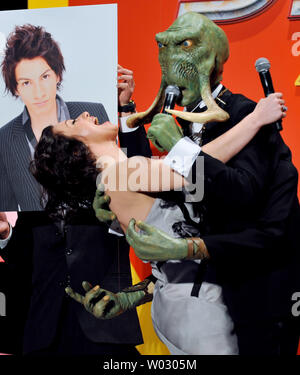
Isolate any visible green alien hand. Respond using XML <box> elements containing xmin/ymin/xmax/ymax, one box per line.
<box><xmin>93</xmin><ymin>184</ymin><xmax>116</xmax><ymax>224</ymax></box>
<box><xmin>147</xmin><ymin>113</ymin><xmax>184</xmax><ymax>152</ymax></box>
<box><xmin>65</xmin><ymin>280</ymin><xmax>152</xmax><ymax>320</ymax></box>
<box><xmin>126</xmin><ymin>219</ymin><xmax>210</xmax><ymax>261</ymax></box>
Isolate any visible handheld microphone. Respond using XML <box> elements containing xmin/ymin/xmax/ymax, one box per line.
<box><xmin>255</xmin><ymin>57</ymin><xmax>282</xmax><ymax>131</ymax></box>
<box><xmin>162</xmin><ymin>85</ymin><xmax>182</xmax><ymax>114</ymax></box>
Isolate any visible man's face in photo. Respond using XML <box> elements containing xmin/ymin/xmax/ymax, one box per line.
<box><xmin>15</xmin><ymin>56</ymin><xmax>59</xmax><ymax>117</ymax></box>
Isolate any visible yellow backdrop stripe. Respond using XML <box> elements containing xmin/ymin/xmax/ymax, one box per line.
<box><xmin>28</xmin><ymin>0</ymin><xmax>68</xmax><ymax>9</ymax></box>
<box><xmin>130</xmin><ymin>264</ymin><xmax>170</xmax><ymax>355</ymax></box>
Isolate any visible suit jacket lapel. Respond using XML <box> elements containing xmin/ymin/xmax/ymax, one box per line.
<box><xmin>11</xmin><ymin>116</ymin><xmax>42</xmax><ymax>210</ymax></box>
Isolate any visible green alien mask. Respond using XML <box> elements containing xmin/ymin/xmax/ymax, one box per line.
<box><xmin>127</xmin><ymin>12</ymin><xmax>230</xmax><ymax>127</ymax></box>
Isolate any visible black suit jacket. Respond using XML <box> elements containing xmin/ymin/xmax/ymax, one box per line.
<box><xmin>0</xmin><ymin>102</ymin><xmax>151</xmax><ymax>211</ymax></box>
<box><xmin>187</xmin><ymin>89</ymin><xmax>300</xmax><ymax>352</ymax></box>
<box><xmin>9</xmin><ymin>210</ymin><xmax>142</xmax><ymax>354</ymax></box>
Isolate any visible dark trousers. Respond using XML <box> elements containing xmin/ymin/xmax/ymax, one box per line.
<box><xmin>26</xmin><ymin>296</ymin><xmax>140</xmax><ymax>357</ymax></box>
<box><xmin>236</xmin><ymin>318</ymin><xmax>299</xmax><ymax>355</ymax></box>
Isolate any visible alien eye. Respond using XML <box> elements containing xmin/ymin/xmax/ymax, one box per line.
<box><xmin>157</xmin><ymin>42</ymin><xmax>164</xmax><ymax>48</ymax></box>
<box><xmin>181</xmin><ymin>39</ymin><xmax>193</xmax><ymax>48</ymax></box>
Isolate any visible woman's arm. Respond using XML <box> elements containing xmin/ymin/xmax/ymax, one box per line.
<box><xmin>201</xmin><ymin>93</ymin><xmax>285</xmax><ymax>163</ymax></box>
<box><xmin>101</xmin><ymin>156</ymin><xmax>186</xmax><ymax>194</ymax></box>
<box><xmin>187</xmin><ymin>93</ymin><xmax>286</xmax><ymax>208</ymax></box>
<box><xmin>95</xmin><ymin>94</ymin><xmax>285</xmax><ymax>225</ymax></box>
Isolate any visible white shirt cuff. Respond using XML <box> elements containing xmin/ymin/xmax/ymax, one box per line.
<box><xmin>163</xmin><ymin>137</ymin><xmax>201</xmax><ymax>178</ymax></box>
<box><xmin>119</xmin><ymin>116</ymin><xmax>139</xmax><ymax>133</ymax></box>
<box><xmin>0</xmin><ymin>224</ymin><xmax>12</xmax><ymax>249</ymax></box>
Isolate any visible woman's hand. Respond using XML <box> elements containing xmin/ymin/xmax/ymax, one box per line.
<box><xmin>250</xmin><ymin>92</ymin><xmax>286</xmax><ymax>129</ymax></box>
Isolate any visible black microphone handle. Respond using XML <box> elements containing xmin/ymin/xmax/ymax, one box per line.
<box><xmin>258</xmin><ymin>70</ymin><xmax>274</xmax><ymax>96</ymax></box>
<box><xmin>154</xmin><ymin>87</ymin><xmax>181</xmax><ymax>150</ymax></box>
<box><xmin>258</xmin><ymin>71</ymin><xmax>282</xmax><ymax>131</ymax></box>
<box><xmin>162</xmin><ymin>93</ymin><xmax>178</xmax><ymax>114</ymax></box>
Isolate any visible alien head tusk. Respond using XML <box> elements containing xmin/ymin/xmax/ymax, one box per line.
<box><xmin>165</xmin><ymin>107</ymin><xmax>229</xmax><ymax>124</ymax></box>
<box><xmin>126</xmin><ymin>111</ymin><xmax>150</xmax><ymax>128</ymax></box>
<box><xmin>126</xmin><ymin>84</ymin><xmax>166</xmax><ymax>128</ymax></box>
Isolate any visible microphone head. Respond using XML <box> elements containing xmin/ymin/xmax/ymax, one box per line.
<box><xmin>165</xmin><ymin>85</ymin><xmax>181</xmax><ymax>97</ymax></box>
<box><xmin>255</xmin><ymin>57</ymin><xmax>271</xmax><ymax>73</ymax></box>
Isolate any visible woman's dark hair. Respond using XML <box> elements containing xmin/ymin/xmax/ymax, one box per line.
<box><xmin>1</xmin><ymin>24</ymin><xmax>65</xmax><ymax>97</ymax></box>
<box><xmin>30</xmin><ymin>126</ymin><xmax>98</xmax><ymax>219</ymax></box>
